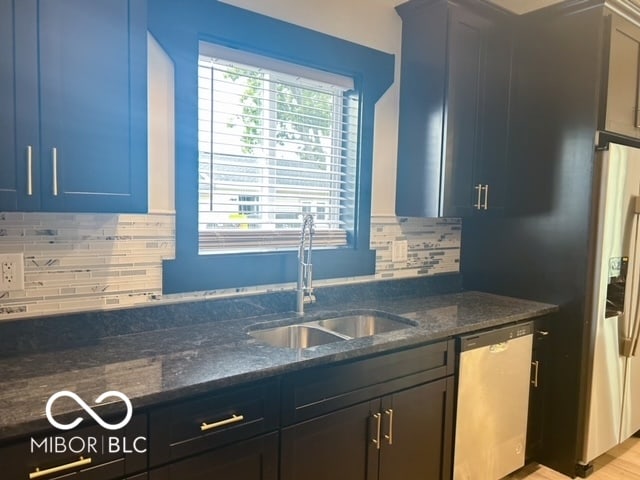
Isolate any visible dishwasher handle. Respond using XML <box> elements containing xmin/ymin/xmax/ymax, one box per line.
<box><xmin>531</xmin><ymin>360</ymin><xmax>540</xmax><ymax>387</ymax></box>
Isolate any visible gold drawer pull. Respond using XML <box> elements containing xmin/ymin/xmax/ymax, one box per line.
<box><xmin>200</xmin><ymin>413</ymin><xmax>244</xmax><ymax>432</ymax></box>
<box><xmin>372</xmin><ymin>412</ymin><xmax>381</xmax><ymax>450</ymax></box>
<box><xmin>26</xmin><ymin>145</ymin><xmax>33</xmax><ymax>196</ymax></box>
<box><xmin>51</xmin><ymin>147</ymin><xmax>58</xmax><ymax>196</ymax></box>
<box><xmin>29</xmin><ymin>456</ymin><xmax>92</xmax><ymax>479</ymax></box>
<box><xmin>384</xmin><ymin>408</ymin><xmax>394</xmax><ymax>445</ymax></box>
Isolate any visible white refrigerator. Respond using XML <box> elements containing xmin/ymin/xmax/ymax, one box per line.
<box><xmin>581</xmin><ymin>142</ymin><xmax>640</xmax><ymax>466</ymax></box>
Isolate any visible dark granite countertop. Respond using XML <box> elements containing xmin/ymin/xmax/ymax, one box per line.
<box><xmin>0</xmin><ymin>290</ymin><xmax>557</xmax><ymax>444</ymax></box>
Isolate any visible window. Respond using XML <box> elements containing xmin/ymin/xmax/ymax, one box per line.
<box><xmin>197</xmin><ymin>43</ymin><xmax>359</xmax><ymax>254</ymax></box>
<box><xmin>151</xmin><ymin>0</ymin><xmax>394</xmax><ymax>293</ymax></box>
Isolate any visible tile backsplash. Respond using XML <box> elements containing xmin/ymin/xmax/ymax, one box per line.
<box><xmin>0</xmin><ymin>213</ymin><xmax>460</xmax><ymax>321</ymax></box>
<box><xmin>371</xmin><ymin>216</ymin><xmax>460</xmax><ymax>279</ymax></box>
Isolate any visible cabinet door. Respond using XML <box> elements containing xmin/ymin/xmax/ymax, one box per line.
<box><xmin>395</xmin><ymin>0</ymin><xmax>448</xmax><ymax>218</ymax></box>
<box><xmin>602</xmin><ymin>13</ymin><xmax>640</xmax><ymax>139</ymax></box>
<box><xmin>379</xmin><ymin>378</ymin><xmax>455</xmax><ymax>480</ymax></box>
<box><xmin>149</xmin><ymin>432</ymin><xmax>278</xmax><ymax>480</ymax></box>
<box><xmin>0</xmin><ymin>0</ymin><xmax>18</xmax><ymax>211</ymax></box>
<box><xmin>13</xmin><ymin>0</ymin><xmax>42</xmax><ymax>211</ymax></box>
<box><xmin>526</xmin><ymin>316</ymin><xmax>552</xmax><ymax>462</ymax></box>
<box><xmin>441</xmin><ymin>6</ymin><xmax>487</xmax><ymax>217</ymax></box>
<box><xmin>396</xmin><ymin>1</ymin><xmax>511</xmax><ymax>218</ymax></box>
<box><xmin>476</xmin><ymin>25</ymin><xmax>512</xmax><ymax>215</ymax></box>
<box><xmin>35</xmin><ymin>0</ymin><xmax>147</xmax><ymax>212</ymax></box>
<box><xmin>281</xmin><ymin>400</ymin><xmax>379</xmax><ymax>480</ymax></box>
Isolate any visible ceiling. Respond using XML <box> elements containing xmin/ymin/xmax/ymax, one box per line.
<box><xmin>484</xmin><ymin>0</ymin><xmax>565</xmax><ymax>13</ymax></box>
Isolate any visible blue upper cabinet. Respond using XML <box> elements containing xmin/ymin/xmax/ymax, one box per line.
<box><xmin>395</xmin><ymin>0</ymin><xmax>512</xmax><ymax>218</ymax></box>
<box><xmin>600</xmin><ymin>12</ymin><xmax>640</xmax><ymax>139</ymax></box>
<box><xmin>3</xmin><ymin>0</ymin><xmax>147</xmax><ymax>213</ymax></box>
<box><xmin>0</xmin><ymin>0</ymin><xmax>18</xmax><ymax>209</ymax></box>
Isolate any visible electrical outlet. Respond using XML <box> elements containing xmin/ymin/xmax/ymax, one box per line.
<box><xmin>391</xmin><ymin>240</ymin><xmax>408</xmax><ymax>263</ymax></box>
<box><xmin>0</xmin><ymin>253</ymin><xmax>25</xmax><ymax>292</ymax></box>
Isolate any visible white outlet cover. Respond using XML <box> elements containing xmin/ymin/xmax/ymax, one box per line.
<box><xmin>392</xmin><ymin>240</ymin><xmax>408</xmax><ymax>263</ymax></box>
<box><xmin>0</xmin><ymin>253</ymin><xmax>25</xmax><ymax>292</ymax></box>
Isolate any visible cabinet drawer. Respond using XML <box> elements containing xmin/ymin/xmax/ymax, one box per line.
<box><xmin>149</xmin><ymin>379</ymin><xmax>279</xmax><ymax>467</ymax></box>
<box><xmin>0</xmin><ymin>414</ymin><xmax>147</xmax><ymax>480</ymax></box>
<box><xmin>281</xmin><ymin>340</ymin><xmax>455</xmax><ymax>425</ymax></box>
<box><xmin>149</xmin><ymin>432</ymin><xmax>278</xmax><ymax>480</ymax></box>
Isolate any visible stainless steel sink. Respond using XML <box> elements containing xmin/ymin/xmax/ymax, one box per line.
<box><xmin>313</xmin><ymin>314</ymin><xmax>413</xmax><ymax>338</ymax></box>
<box><xmin>248</xmin><ymin>324</ymin><xmax>347</xmax><ymax>349</ymax></box>
<box><xmin>248</xmin><ymin>312</ymin><xmax>416</xmax><ymax>349</ymax></box>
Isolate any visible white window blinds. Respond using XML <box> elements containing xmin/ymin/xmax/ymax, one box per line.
<box><xmin>197</xmin><ymin>43</ymin><xmax>360</xmax><ymax>254</ymax></box>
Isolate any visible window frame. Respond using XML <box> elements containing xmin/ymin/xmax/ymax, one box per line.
<box><xmin>149</xmin><ymin>0</ymin><xmax>394</xmax><ymax>294</ymax></box>
<box><xmin>196</xmin><ymin>48</ymin><xmax>358</xmax><ymax>251</ymax></box>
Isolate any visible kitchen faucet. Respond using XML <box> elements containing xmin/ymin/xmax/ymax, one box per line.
<box><xmin>296</xmin><ymin>214</ymin><xmax>315</xmax><ymax>315</ymax></box>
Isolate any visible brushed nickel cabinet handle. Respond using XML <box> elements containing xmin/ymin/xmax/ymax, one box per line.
<box><xmin>52</xmin><ymin>147</ymin><xmax>58</xmax><ymax>196</ymax></box>
<box><xmin>200</xmin><ymin>413</ymin><xmax>244</xmax><ymax>432</ymax></box>
<box><xmin>531</xmin><ymin>360</ymin><xmax>540</xmax><ymax>388</ymax></box>
<box><xmin>474</xmin><ymin>184</ymin><xmax>482</xmax><ymax>210</ymax></box>
<box><xmin>372</xmin><ymin>412</ymin><xmax>382</xmax><ymax>449</ymax></box>
<box><xmin>483</xmin><ymin>184</ymin><xmax>489</xmax><ymax>210</ymax></box>
<box><xmin>26</xmin><ymin>145</ymin><xmax>33</xmax><ymax>196</ymax></box>
<box><xmin>384</xmin><ymin>408</ymin><xmax>394</xmax><ymax>445</ymax></box>
<box><xmin>29</xmin><ymin>456</ymin><xmax>92</xmax><ymax>479</ymax></box>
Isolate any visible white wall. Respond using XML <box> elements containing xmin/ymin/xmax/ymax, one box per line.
<box><xmin>486</xmin><ymin>0</ymin><xmax>563</xmax><ymax>13</ymax></box>
<box><xmin>148</xmin><ymin>33</ymin><xmax>176</xmax><ymax>214</ymax></box>
<box><xmin>220</xmin><ymin>0</ymin><xmax>403</xmax><ymax>216</ymax></box>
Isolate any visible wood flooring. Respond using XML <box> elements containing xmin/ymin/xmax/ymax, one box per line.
<box><xmin>506</xmin><ymin>437</ymin><xmax>640</xmax><ymax>479</ymax></box>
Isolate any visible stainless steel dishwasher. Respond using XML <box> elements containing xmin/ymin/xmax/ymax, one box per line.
<box><xmin>453</xmin><ymin>322</ymin><xmax>533</xmax><ymax>480</ymax></box>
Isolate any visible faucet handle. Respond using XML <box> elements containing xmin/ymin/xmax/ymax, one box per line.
<box><xmin>304</xmin><ymin>293</ymin><xmax>316</xmax><ymax>305</ymax></box>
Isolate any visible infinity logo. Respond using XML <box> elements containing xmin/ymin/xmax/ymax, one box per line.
<box><xmin>45</xmin><ymin>391</ymin><xmax>133</xmax><ymax>431</ymax></box>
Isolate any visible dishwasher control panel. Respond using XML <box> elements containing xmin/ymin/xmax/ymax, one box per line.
<box><xmin>459</xmin><ymin>322</ymin><xmax>533</xmax><ymax>351</ymax></box>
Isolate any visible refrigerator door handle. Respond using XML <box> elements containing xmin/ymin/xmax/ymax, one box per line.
<box><xmin>623</xmin><ymin>196</ymin><xmax>640</xmax><ymax>357</ymax></box>
<box><xmin>632</xmin><ymin>266</ymin><xmax>640</xmax><ymax>356</ymax></box>
<box><xmin>632</xmin><ymin>199</ymin><xmax>640</xmax><ymax>356</ymax></box>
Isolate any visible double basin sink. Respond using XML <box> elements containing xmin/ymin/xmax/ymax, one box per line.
<box><xmin>248</xmin><ymin>312</ymin><xmax>416</xmax><ymax>349</ymax></box>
